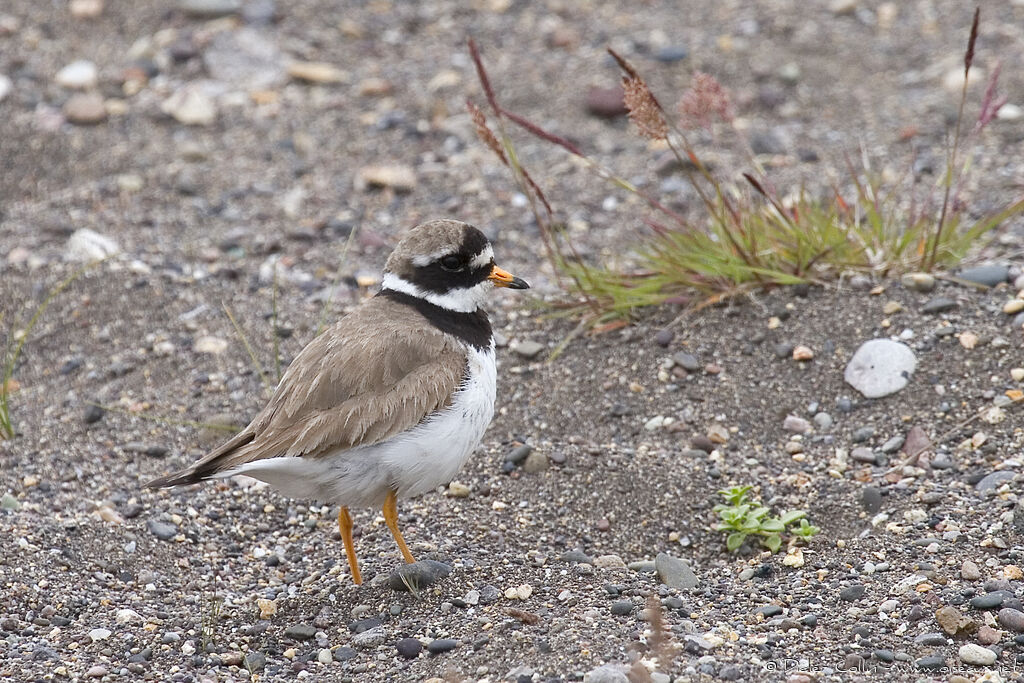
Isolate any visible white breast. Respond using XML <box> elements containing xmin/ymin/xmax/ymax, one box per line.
<box><xmin>227</xmin><ymin>344</ymin><xmax>497</xmax><ymax>508</ymax></box>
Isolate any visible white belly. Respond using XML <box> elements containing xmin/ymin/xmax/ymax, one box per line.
<box><xmin>226</xmin><ymin>345</ymin><xmax>497</xmax><ymax>508</ymax></box>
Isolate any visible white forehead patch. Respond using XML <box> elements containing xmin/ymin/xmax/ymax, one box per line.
<box><xmin>411</xmin><ymin>244</ymin><xmax>494</xmax><ymax>269</ymax></box>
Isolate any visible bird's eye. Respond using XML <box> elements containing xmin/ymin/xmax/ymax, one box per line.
<box><xmin>439</xmin><ymin>255</ymin><xmax>464</xmax><ymax>272</ymax></box>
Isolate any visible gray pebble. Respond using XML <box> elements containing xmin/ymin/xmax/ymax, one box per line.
<box><xmin>427</xmin><ymin>638</ymin><xmax>458</xmax><ymax>654</ymax></box>
<box><xmin>914</xmin><ymin>632</ymin><xmax>947</xmax><ymax>646</ymax></box>
<box><xmin>146</xmin><ymin>519</ymin><xmax>177</xmax><ymax>541</ymax></box>
<box><xmin>655</xmin><ymin>552</ymin><xmax>699</xmax><ymax>590</ymax></box>
<box><xmin>610</xmin><ymin>600</ymin><xmax>633</xmax><ymax>616</ymax></box>
<box><xmin>813</xmin><ymin>412</ymin><xmax>833</xmax><ymax>430</ymax></box>
<box><xmin>284</xmin><ymin>624</ymin><xmax>316</xmax><ymax>640</ymax></box>
<box><xmin>976</xmin><ymin>471</ymin><xmax>1016</xmax><ymax>492</ymax></box>
<box><xmin>921</xmin><ymin>296</ymin><xmax>958</xmax><ymax>314</ymax></box>
<box><xmin>880</xmin><ymin>436</ymin><xmax>904</xmax><ymax>453</ymax></box>
<box><xmin>673</xmin><ymin>352</ymin><xmax>700</xmax><ymax>372</ymax></box>
<box><xmin>916</xmin><ymin>655</ymin><xmax>945</xmax><ymax>670</ymax></box>
<box><xmin>387</xmin><ymin>560</ymin><xmax>452</xmax><ymax>591</ymax></box>
<box><xmin>970</xmin><ymin>592</ymin><xmax>1006</xmax><ymax>609</ymax></box>
<box><xmin>395</xmin><ymin>637</ymin><xmax>421</xmax><ymax>659</ymax></box>
<box><xmin>957</xmin><ymin>264</ymin><xmax>1008</xmax><ymax>287</ymax></box>
<box><xmin>840</xmin><ymin>584</ymin><xmax>866</xmax><ymax>601</ymax></box>
<box><xmin>998</xmin><ymin>608</ymin><xmax>1024</xmax><ymax>632</ymax></box>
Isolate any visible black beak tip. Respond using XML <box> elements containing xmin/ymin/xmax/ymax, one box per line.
<box><xmin>510</xmin><ymin>277</ymin><xmax>530</xmax><ymax>290</ymax></box>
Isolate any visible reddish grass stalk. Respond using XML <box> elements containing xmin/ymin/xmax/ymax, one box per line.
<box><xmin>928</xmin><ymin>6</ymin><xmax>979</xmax><ymax>271</ymax></box>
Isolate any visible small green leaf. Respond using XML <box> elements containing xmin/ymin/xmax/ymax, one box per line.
<box><xmin>779</xmin><ymin>510</ymin><xmax>807</xmax><ymax>527</ymax></box>
<box><xmin>726</xmin><ymin>532</ymin><xmax>746</xmax><ymax>552</ymax></box>
<box><xmin>761</xmin><ymin>533</ymin><xmax>782</xmax><ymax>553</ymax></box>
<box><xmin>760</xmin><ymin>518</ymin><xmax>785</xmax><ymax>533</ymax></box>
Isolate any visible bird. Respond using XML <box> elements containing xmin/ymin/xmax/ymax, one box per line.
<box><xmin>147</xmin><ymin>219</ymin><xmax>529</xmax><ymax>584</ymax></box>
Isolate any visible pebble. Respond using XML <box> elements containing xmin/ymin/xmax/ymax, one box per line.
<box><xmin>288</xmin><ymin>61</ymin><xmax>347</xmax><ymax>84</ymax></box>
<box><xmin>976</xmin><ymin>471</ymin><xmax>1016</xmax><ymax>492</ymax></box>
<box><xmin>851</xmin><ymin>426</ymin><xmax>875</xmax><ymax>442</ymax></box>
<box><xmin>585</xmin><ymin>85</ymin><xmax>627</xmax><ymax>118</ymax></box>
<box><xmin>88</xmin><ymin>628</ymin><xmax>112</xmax><ymax>642</ymax></box>
<box><xmin>161</xmin><ymin>85</ymin><xmax>217</xmax><ymax>126</ymax></box>
<box><xmin>584</xmin><ymin>664</ymin><xmax>630</xmax><ymax>683</ymax></box>
<box><xmin>0</xmin><ymin>74</ymin><xmax>10</xmax><ymax>102</ymax></box>
<box><xmin>936</xmin><ymin>605</ymin><xmax>973</xmax><ymax>635</ymax></box>
<box><xmin>245</xmin><ymin>652</ymin><xmax>266</xmax><ymax>671</ymax></box>
<box><xmin>844</xmin><ymin>339</ymin><xmax>916</xmax><ymax>398</ymax></box>
<box><xmin>655</xmin><ymin>552</ymin><xmax>699</xmax><ymax>590</ymax></box>
<box><xmin>70</xmin><ymin>0</ymin><xmax>104</xmax><ymax>18</ymax></box>
<box><xmin>284</xmin><ymin>624</ymin><xmax>316</xmax><ymax>640</ymax></box>
<box><xmin>654</xmin><ymin>329</ymin><xmax>673</xmax><ymax>347</ymax></box>
<box><xmin>447</xmin><ymin>481</ymin><xmax>470</xmax><ymax>497</ymax></box>
<box><xmin>957</xmin><ymin>264</ymin><xmax>1008</xmax><ymax>287</ymax></box>
<box><xmin>356</xmin><ymin>165</ymin><xmax>417</xmax><ymax>193</ymax></box>
<box><xmin>901</xmin><ymin>272</ymin><xmax>935</xmax><ymax>292</ymax></box>
<box><xmin>510</xmin><ymin>340</ymin><xmax>544</xmax><ymax>359</ymax></box>
<box><xmin>914</xmin><ymin>632</ymin><xmax>947</xmax><ymax>646</ymax></box>
<box><xmin>654</xmin><ymin>45</ymin><xmax>688</xmax><ymax>62</ymax></box>
<box><xmin>839</xmin><ymin>584</ymin><xmax>866</xmax><ymax>601</ymax></box>
<box><xmin>63</xmin><ymin>92</ymin><xmax>107</xmax><ymax>124</ymax></box>
<box><xmin>1004</xmin><ymin>299</ymin><xmax>1024</xmax><ymax>315</ymax></box>
<box><xmin>921</xmin><ymin>296</ymin><xmax>957</xmax><ymax>314</ymax></box>
<box><xmin>813</xmin><ymin>412</ymin><xmax>833</xmax><ymax>430</ymax></box>
<box><xmin>56</xmin><ymin>60</ymin><xmax>98</xmax><ymax>89</ymax></box>
<box><xmin>66</xmin><ymin>228</ymin><xmax>119</xmax><ymax>261</ymax></box>
<box><xmin>610</xmin><ymin>600</ymin><xmax>633</xmax><ymax>615</ymax></box>
<box><xmin>193</xmin><ymin>336</ymin><xmax>228</xmax><ymax>354</ymax></box>
<box><xmin>977</xmin><ymin>625</ymin><xmax>1001</xmax><ymax>645</ymax></box>
<box><xmin>522</xmin><ymin>451</ymin><xmax>549</xmax><ymax>474</ymax></box>
<box><xmin>85</xmin><ymin>666</ymin><xmax>108</xmax><ymax>678</ymax></box>
<box><xmin>783</xmin><ymin>415</ymin><xmax>811</xmax><ymax>433</ymax></box>
<box><xmin>850</xmin><ymin>447</ymin><xmax>878</xmax><ymax>465</ymax></box>
<box><xmin>2</xmin><ymin>493</ymin><xmax>22</xmax><ymax>510</ymax></box>
<box><xmin>673</xmin><ymin>352</ymin><xmax>700</xmax><ymax>372</ymax></box>
<box><xmin>146</xmin><ymin>519</ymin><xmax>177</xmax><ymax>540</ymax></box>
<box><xmin>915</xmin><ymin>655</ymin><xmax>945</xmax><ymax>670</ymax></box>
<box><xmin>506</xmin><ymin>444</ymin><xmax>532</xmax><ymax>465</ymax></box>
<box><xmin>958</xmin><ymin>643</ymin><xmax>997</xmax><ymax>666</ymax></box>
<box><xmin>1011</xmin><ymin>368</ymin><xmax>1024</xmax><ymax>382</ymax></box>
<box><xmin>792</xmin><ymin>345</ymin><xmax>814</xmax><ymax>361</ymax></box>
<box><xmin>998</xmin><ymin>608</ymin><xmax>1024</xmax><ymax>632</ymax></box>
<box><xmin>970</xmin><ymin>591</ymin><xmax>1006</xmax><ymax>609</ymax></box>
<box><xmin>427</xmin><ymin>639</ymin><xmax>458</xmax><ymax>654</ymax></box>
<box><xmin>387</xmin><ymin>560</ymin><xmax>452</xmax><ymax>591</ymax></box>
<box><xmin>177</xmin><ymin>0</ymin><xmax>242</xmax><ymax>18</ymax></box>
<box><xmin>395</xmin><ymin>637</ymin><xmax>421</xmax><ymax>659</ymax></box>
<box><xmin>962</xmin><ymin>560</ymin><xmax>981</xmax><ymax>581</ymax></box>
<box><xmin>351</xmin><ymin>626</ymin><xmax>386</xmax><ymax>649</ymax></box>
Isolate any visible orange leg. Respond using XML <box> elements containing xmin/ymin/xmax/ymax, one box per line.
<box><xmin>383</xmin><ymin>489</ymin><xmax>415</xmax><ymax>564</ymax></box>
<box><xmin>337</xmin><ymin>506</ymin><xmax>362</xmax><ymax>585</ymax></box>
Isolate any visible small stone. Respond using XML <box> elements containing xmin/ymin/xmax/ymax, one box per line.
<box><xmin>583</xmin><ymin>664</ymin><xmax>630</xmax><ymax>683</ymax></box>
<box><xmin>193</xmin><ymin>336</ymin><xmax>228</xmax><ymax>354</ymax></box>
<box><xmin>813</xmin><ymin>412</ymin><xmax>833</xmax><ymax>430</ymax></box>
<box><xmin>958</xmin><ymin>331</ymin><xmax>979</xmax><ymax>349</ymax></box>
<box><xmin>355</xmin><ymin>165</ymin><xmax>417</xmax><ymax>193</ymax></box>
<box><xmin>56</xmin><ymin>60</ymin><xmax>98</xmax><ymax>89</ymax></box>
<box><xmin>0</xmin><ymin>74</ymin><xmax>11</xmax><ymax>103</ymax></box>
<box><xmin>1004</xmin><ymin>299</ymin><xmax>1024</xmax><ymax>315</ymax></box>
<box><xmin>351</xmin><ymin>626</ymin><xmax>386</xmax><ymax>649</ymax></box>
<box><xmin>522</xmin><ymin>451</ymin><xmax>549</xmax><ymax>474</ymax></box>
<box><xmin>1003</xmin><ymin>565</ymin><xmax>1023</xmax><ymax>580</ymax></box>
<box><xmin>610</xmin><ymin>600</ymin><xmax>633</xmax><ymax>615</ymax></box>
<box><xmin>510</xmin><ymin>340</ymin><xmax>544</xmax><ymax>359</ymax></box>
<box><xmin>921</xmin><ymin>296</ymin><xmax>958</xmax><ymax>314</ymax></box>
<box><xmin>1</xmin><ymin>493</ymin><xmax>21</xmax><ymax>511</ymax></box>
<box><xmin>63</xmin><ymin>92</ymin><xmax>107</xmax><ymax>124</ymax></box>
<box><xmin>957</xmin><ymin>264</ymin><xmax>1009</xmax><ymax>287</ymax></box>
<box><xmin>962</xmin><ymin>560</ymin><xmax>982</xmax><ymax>581</ymax></box>
<box><xmin>1011</xmin><ymin>368</ymin><xmax>1024</xmax><ymax>382</ymax></box>
<box><xmin>915</xmin><ymin>655</ymin><xmax>945</xmax><ymax>670</ymax></box>
<box><xmin>792</xmin><ymin>345</ymin><xmax>814</xmax><ymax>361</ymax></box>
<box><xmin>396</xmin><ymin>637</ymin><xmax>421</xmax><ymax>659</ymax></box>
<box><xmin>851</xmin><ymin>426</ymin><xmax>875</xmax><ymax>442</ymax></box>
<box><xmin>970</xmin><ymin>592</ymin><xmax>1006</xmax><ymax>609</ymax></box>
<box><xmin>288</xmin><ymin>61</ymin><xmax>347</xmax><ymax>84</ymax></box>
<box><xmin>85</xmin><ymin>666</ymin><xmax>108</xmax><ymax>678</ymax></box>
<box><xmin>882</xmin><ymin>300</ymin><xmax>903</xmax><ymax>315</ymax></box>
<box><xmin>755</xmin><ymin>605</ymin><xmax>783</xmax><ymax>618</ymax></box>
<box><xmin>976</xmin><ymin>471</ymin><xmax>1016</xmax><ymax>493</ymax></box>
<box><xmin>88</xmin><ymin>628</ymin><xmax>112</xmax><ymax>642</ymax></box>
<box><xmin>66</xmin><ymin>228</ymin><xmax>119</xmax><ymax>261</ymax></box>
<box><xmin>162</xmin><ymin>85</ymin><xmax>216</xmax><ymax>126</ymax></box>
<box><xmin>146</xmin><ymin>519</ymin><xmax>177</xmax><ymax>540</ymax></box>
<box><xmin>654</xmin><ymin>329</ymin><xmax>674</xmax><ymax>347</ymax></box>
<box><xmin>851</xmin><ymin>447</ymin><xmax>878</xmax><ymax>465</ymax></box>
<box><xmin>937</xmin><ymin>606</ymin><xmax>974</xmax><ymax>635</ymax></box>
<box><xmin>783</xmin><ymin>415</ymin><xmax>811</xmax><ymax>433</ymax></box>
<box><xmin>116</xmin><ymin>608</ymin><xmax>142</xmax><ymax>624</ymax></box>
<box><xmin>177</xmin><ymin>0</ymin><xmax>242</xmax><ymax>16</ymax></box>
<box><xmin>655</xmin><ymin>552</ymin><xmax>699</xmax><ymax>590</ymax></box>
<box><xmin>998</xmin><ymin>608</ymin><xmax>1024</xmax><ymax>632</ymax></box>
<box><xmin>447</xmin><ymin>482</ymin><xmax>470</xmax><ymax>498</ymax></box>
<box><xmin>958</xmin><ymin>643</ymin><xmax>997</xmax><ymax>666</ymax></box>
<box><xmin>901</xmin><ymin>272</ymin><xmax>936</xmax><ymax>292</ymax></box>
<box><xmin>977</xmin><ymin>625</ymin><xmax>1002</xmax><ymax>645</ymax></box>
<box><xmin>506</xmin><ymin>444</ymin><xmax>532</xmax><ymax>465</ymax></box>
<box><xmin>70</xmin><ymin>0</ymin><xmax>104</xmax><ymax>18</ymax></box>
<box><xmin>593</xmin><ymin>555</ymin><xmax>626</xmax><ymax>569</ymax></box>
<box><xmin>654</xmin><ymin>45</ymin><xmax>688</xmax><ymax>63</ymax></box>
<box><xmin>427</xmin><ymin>639</ymin><xmax>457</xmax><ymax>654</ymax></box>
<box><xmin>840</xmin><ymin>584</ymin><xmax>866</xmax><ymax>601</ymax></box>
<box><xmin>256</xmin><ymin>598</ymin><xmax>276</xmax><ymax>619</ymax></box>
<box><xmin>830</xmin><ymin>0</ymin><xmax>857</xmax><ymax>15</ymax></box>
<box><xmin>844</xmin><ymin>339</ymin><xmax>916</xmax><ymax>398</ymax></box>
<box><xmin>387</xmin><ymin>560</ymin><xmax>452</xmax><ymax>591</ymax></box>
<box><xmin>245</xmin><ymin>651</ymin><xmax>266</xmax><ymax>671</ymax></box>
<box><xmin>317</xmin><ymin>648</ymin><xmax>333</xmax><ymax>665</ymax></box>
<box><xmin>585</xmin><ymin>85</ymin><xmax>627</xmax><ymax>118</ymax></box>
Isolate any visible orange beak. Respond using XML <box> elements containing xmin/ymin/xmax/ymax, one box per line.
<box><xmin>488</xmin><ymin>265</ymin><xmax>529</xmax><ymax>289</ymax></box>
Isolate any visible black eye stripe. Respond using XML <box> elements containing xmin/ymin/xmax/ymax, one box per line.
<box><xmin>409</xmin><ymin>258</ymin><xmax>492</xmax><ymax>293</ymax></box>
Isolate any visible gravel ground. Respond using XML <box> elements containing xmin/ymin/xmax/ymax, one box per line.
<box><xmin>3</xmin><ymin>1</ymin><xmax>1024</xmax><ymax>682</ymax></box>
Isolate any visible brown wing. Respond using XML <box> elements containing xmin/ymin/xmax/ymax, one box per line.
<box><xmin>147</xmin><ymin>296</ymin><xmax>466</xmax><ymax>487</ymax></box>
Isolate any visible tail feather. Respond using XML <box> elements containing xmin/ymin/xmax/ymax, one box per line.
<box><xmin>145</xmin><ymin>427</ymin><xmax>256</xmax><ymax>489</ymax></box>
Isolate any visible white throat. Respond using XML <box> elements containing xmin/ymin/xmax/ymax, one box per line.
<box><xmin>381</xmin><ymin>272</ymin><xmax>491</xmax><ymax>313</ymax></box>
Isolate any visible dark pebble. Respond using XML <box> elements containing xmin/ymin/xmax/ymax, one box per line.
<box><xmin>387</xmin><ymin>560</ymin><xmax>452</xmax><ymax>591</ymax></box>
<box><xmin>505</xmin><ymin>445</ymin><xmax>532</xmax><ymax>465</ymax></box>
<box><xmin>861</xmin><ymin>486</ymin><xmax>882</xmax><ymax>514</ymax></box>
<box><xmin>773</xmin><ymin>342</ymin><xmax>795</xmax><ymax>358</ymax></box>
<box><xmin>83</xmin><ymin>404</ymin><xmax>105</xmax><ymax>424</ymax></box>
<box><xmin>851</xmin><ymin>427</ymin><xmax>875</xmax><ymax>443</ymax></box>
<box><xmin>395</xmin><ymin>638</ymin><xmax>422</xmax><ymax>659</ymax></box>
<box><xmin>610</xmin><ymin>600</ymin><xmax>633</xmax><ymax>616</ymax></box>
<box><xmin>348</xmin><ymin>618</ymin><xmax>381</xmax><ymax>634</ymax></box>
<box><xmin>971</xmin><ymin>592</ymin><xmax>1007</xmax><ymax>610</ymax></box>
<box><xmin>921</xmin><ymin>296</ymin><xmax>957</xmax><ymax>314</ymax></box>
<box><xmin>585</xmin><ymin>85</ymin><xmax>627</xmax><ymax>118</ymax></box>
<box><xmin>478</xmin><ymin>585</ymin><xmax>501</xmax><ymax>604</ymax></box>
<box><xmin>755</xmin><ymin>605</ymin><xmax>783</xmax><ymax>618</ymax></box>
<box><xmin>332</xmin><ymin>647</ymin><xmax>357</xmax><ymax>661</ymax></box>
<box><xmin>284</xmin><ymin>624</ymin><xmax>316</xmax><ymax>640</ymax></box>
<box><xmin>907</xmin><ymin>605</ymin><xmax>926</xmax><ymax>621</ymax></box>
<box><xmin>654</xmin><ymin>329</ymin><xmax>674</xmax><ymax>347</ymax></box>
<box><xmin>245</xmin><ymin>652</ymin><xmax>266</xmax><ymax>672</ymax></box>
<box><xmin>427</xmin><ymin>639</ymin><xmax>458</xmax><ymax>654</ymax></box>
<box><xmin>561</xmin><ymin>550</ymin><xmax>594</xmax><ymax>564</ymax></box>
<box><xmin>916</xmin><ymin>655</ymin><xmax>945</xmax><ymax>670</ymax></box>
<box><xmin>976</xmin><ymin>471</ymin><xmax>1017</xmax><ymax>492</ymax></box>
<box><xmin>874</xmin><ymin>649</ymin><xmax>895</xmax><ymax>662</ymax></box>
<box><xmin>691</xmin><ymin>435</ymin><xmax>714</xmax><ymax>453</ymax></box>
<box><xmin>957</xmin><ymin>264</ymin><xmax>1008</xmax><ymax>287</ymax></box>
<box><xmin>801</xmin><ymin>614</ymin><xmax>818</xmax><ymax>627</ymax></box>
<box><xmin>999</xmin><ymin>608</ymin><xmax>1024</xmax><ymax>632</ymax></box>
<box><xmin>914</xmin><ymin>632</ymin><xmax>947</xmax><ymax>646</ymax></box>
<box><xmin>840</xmin><ymin>584</ymin><xmax>866</xmax><ymax>601</ymax></box>
<box><xmin>718</xmin><ymin>664</ymin><xmax>741</xmax><ymax>681</ymax></box>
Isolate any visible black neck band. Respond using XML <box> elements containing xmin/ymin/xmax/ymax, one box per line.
<box><xmin>378</xmin><ymin>289</ymin><xmax>493</xmax><ymax>350</ymax></box>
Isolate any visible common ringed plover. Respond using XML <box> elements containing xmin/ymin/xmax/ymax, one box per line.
<box><xmin>147</xmin><ymin>219</ymin><xmax>528</xmax><ymax>584</ymax></box>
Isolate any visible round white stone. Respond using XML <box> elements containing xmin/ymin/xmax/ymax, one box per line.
<box><xmin>844</xmin><ymin>339</ymin><xmax>917</xmax><ymax>398</ymax></box>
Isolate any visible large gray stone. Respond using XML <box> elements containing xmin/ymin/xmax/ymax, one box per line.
<box><xmin>655</xmin><ymin>552</ymin><xmax>699</xmax><ymax>590</ymax></box>
<box><xmin>844</xmin><ymin>339</ymin><xmax>916</xmax><ymax>398</ymax></box>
